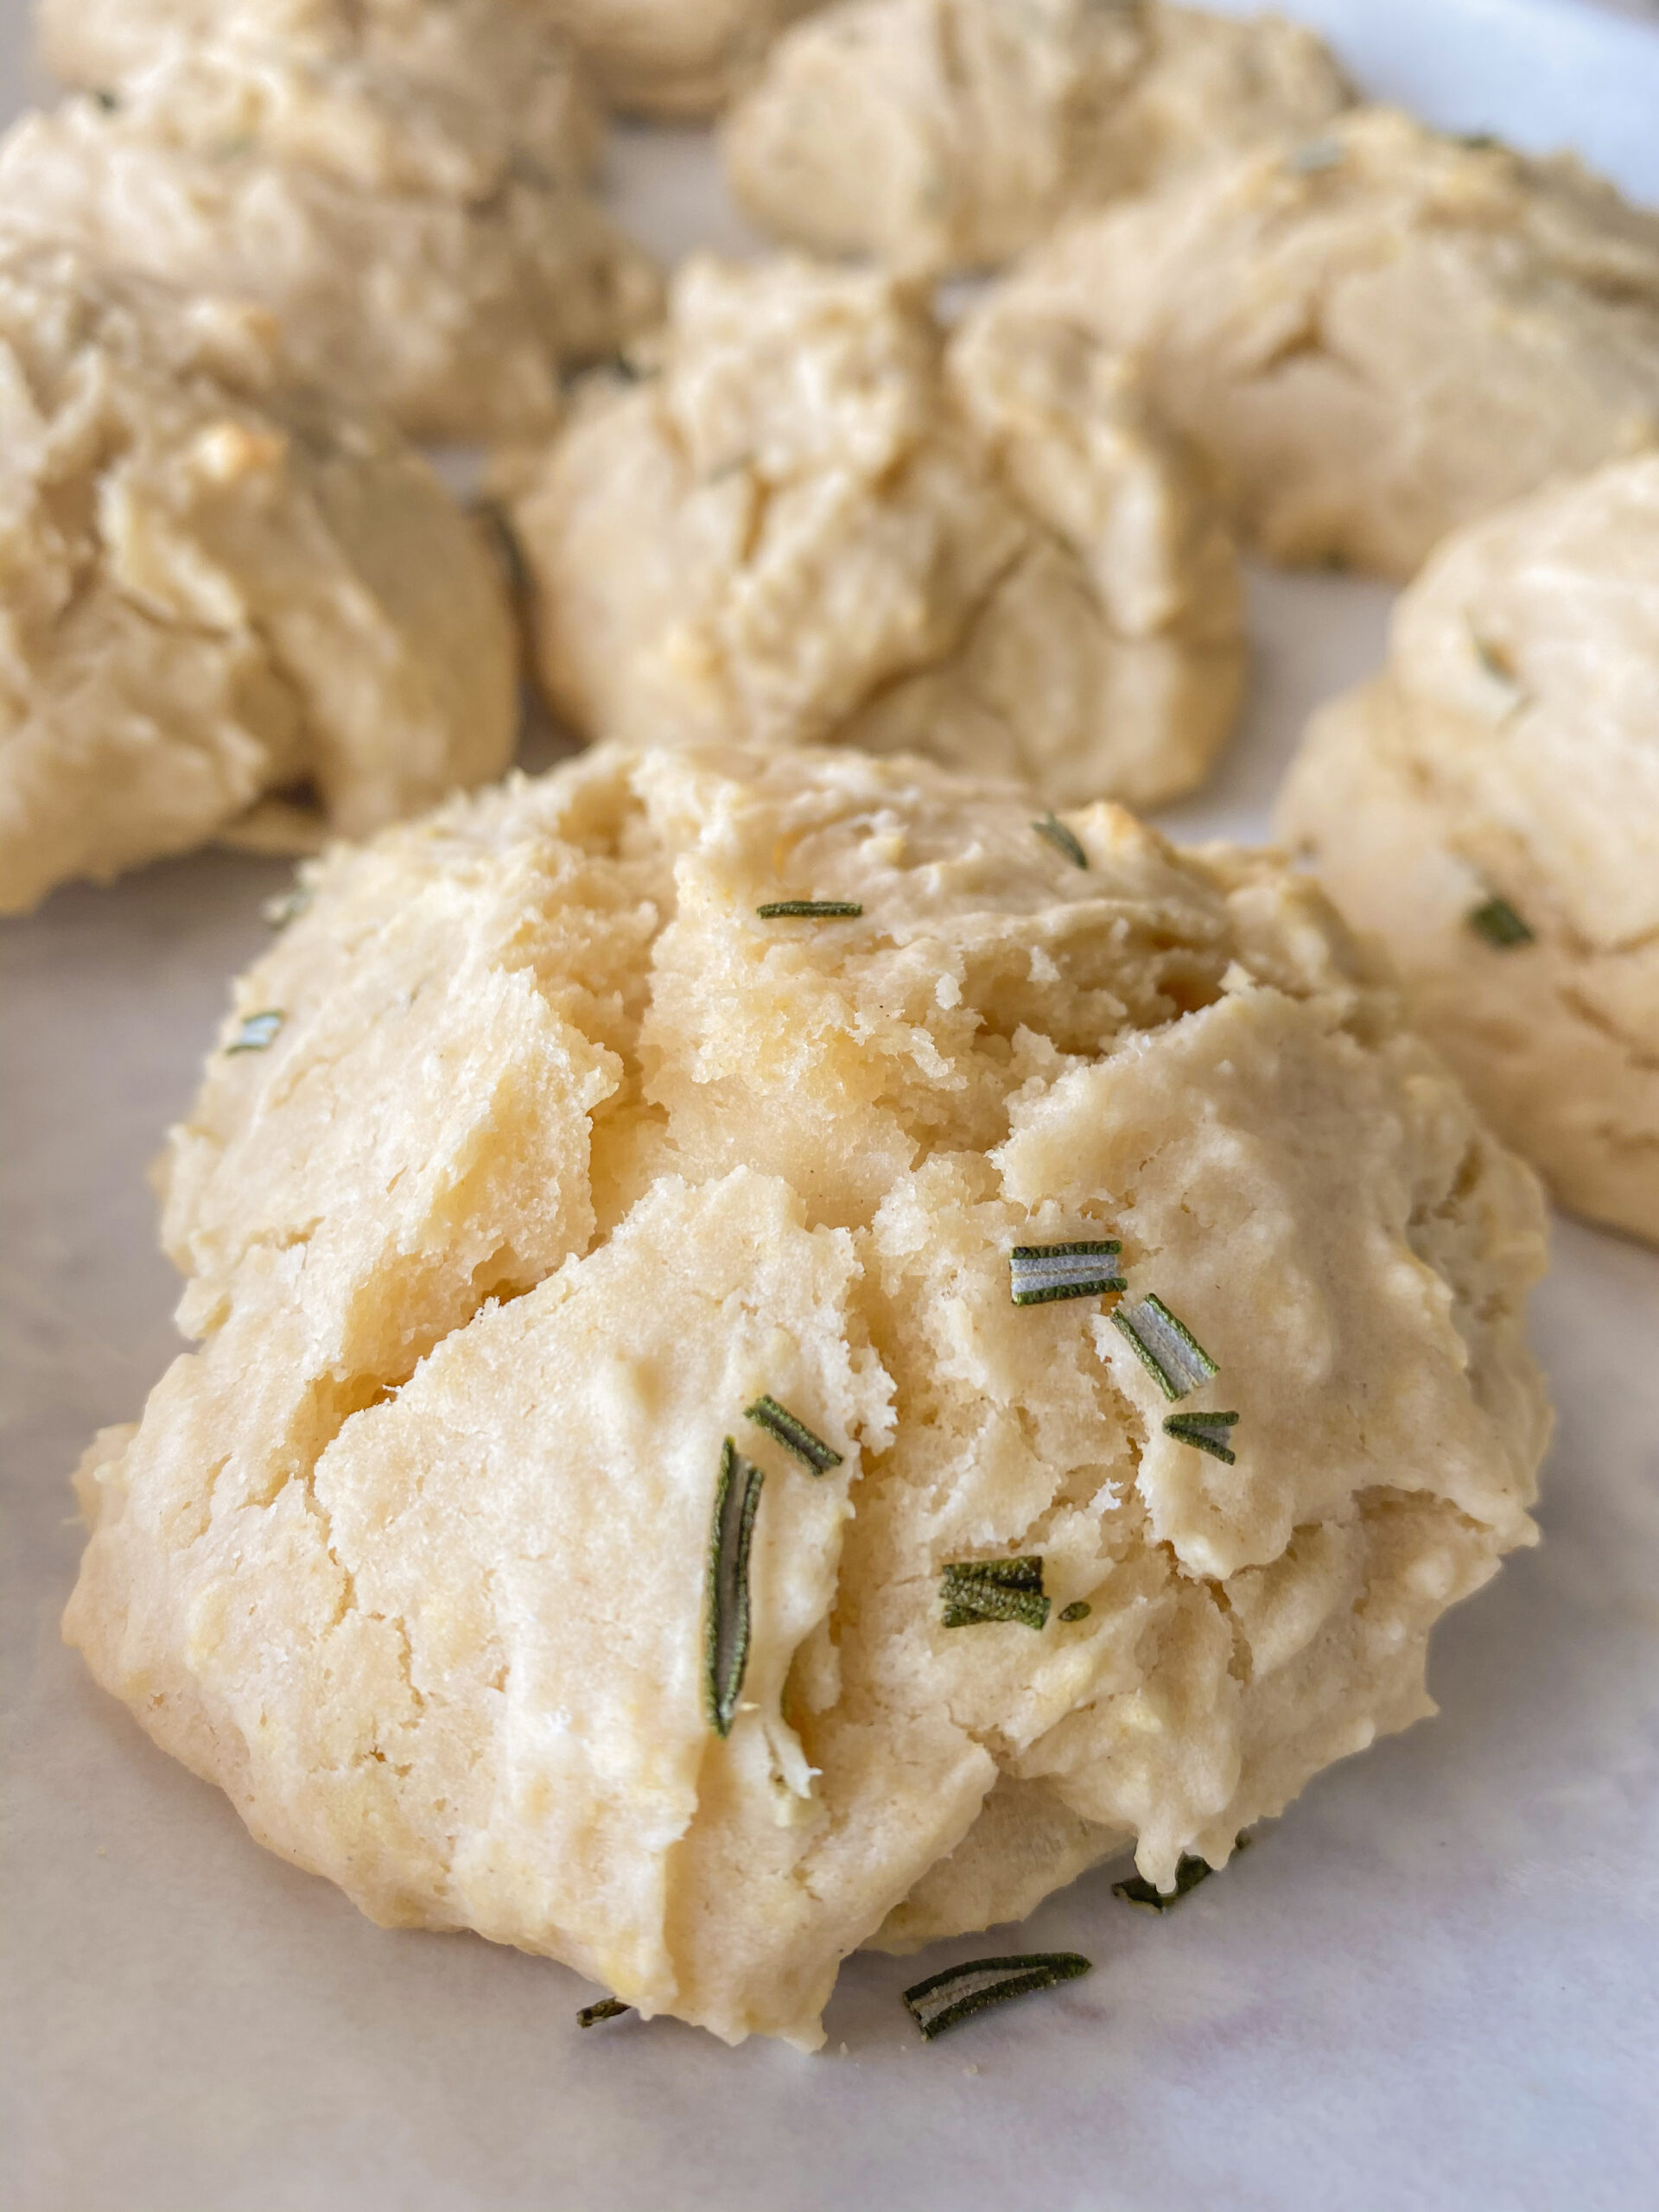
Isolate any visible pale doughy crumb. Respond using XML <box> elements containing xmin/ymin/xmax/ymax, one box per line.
<box><xmin>0</xmin><ymin>240</ymin><xmax>517</xmax><ymax>915</ymax></box>
<box><xmin>981</xmin><ymin>106</ymin><xmax>1659</xmax><ymax>579</ymax></box>
<box><xmin>723</xmin><ymin>0</ymin><xmax>1349</xmax><ymax>278</ymax></box>
<box><xmin>67</xmin><ymin>741</ymin><xmax>1550</xmax><ymax>2045</ymax></box>
<box><xmin>503</xmin><ymin>253</ymin><xmax>1244</xmax><ymax>809</ymax></box>
<box><xmin>4</xmin><ymin>12</ymin><xmax>658</xmax><ymax>439</ymax></box>
<box><xmin>1277</xmin><ymin>455</ymin><xmax>1659</xmax><ymax>1243</ymax></box>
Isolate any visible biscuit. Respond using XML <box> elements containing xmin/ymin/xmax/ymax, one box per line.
<box><xmin>981</xmin><ymin>107</ymin><xmax>1659</xmax><ymax>579</ymax></box>
<box><xmin>544</xmin><ymin>0</ymin><xmax>823</xmax><ymax>119</ymax></box>
<box><xmin>503</xmin><ymin>254</ymin><xmax>1245</xmax><ymax>809</ymax></box>
<box><xmin>1277</xmin><ymin>455</ymin><xmax>1659</xmax><ymax>1243</ymax></box>
<box><xmin>37</xmin><ymin>0</ymin><xmax>604</xmax><ymax>175</ymax></box>
<box><xmin>3</xmin><ymin>19</ymin><xmax>658</xmax><ymax>439</ymax></box>
<box><xmin>67</xmin><ymin>741</ymin><xmax>1550</xmax><ymax>2045</ymax></box>
<box><xmin>723</xmin><ymin>0</ymin><xmax>1349</xmax><ymax>278</ymax></box>
<box><xmin>0</xmin><ymin>241</ymin><xmax>517</xmax><ymax>914</ymax></box>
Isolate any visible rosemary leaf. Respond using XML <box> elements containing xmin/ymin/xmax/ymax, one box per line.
<box><xmin>226</xmin><ymin>1008</ymin><xmax>283</xmax><ymax>1054</ymax></box>
<box><xmin>1109</xmin><ymin>1295</ymin><xmax>1217</xmax><ymax>1402</ymax></box>
<box><xmin>1115</xmin><ymin>1835</ymin><xmax>1250</xmax><ymax>1912</ymax></box>
<box><xmin>1162</xmin><ymin>1411</ymin><xmax>1240</xmax><ymax>1465</ymax></box>
<box><xmin>903</xmin><ymin>1952</ymin><xmax>1091</xmax><ymax>2040</ymax></box>
<box><xmin>577</xmin><ymin>1998</ymin><xmax>630</xmax><ymax>2028</ymax></box>
<box><xmin>942</xmin><ymin>1557</ymin><xmax>1044</xmax><ymax>1591</ymax></box>
<box><xmin>1287</xmin><ymin>137</ymin><xmax>1344</xmax><ymax>173</ymax></box>
<box><xmin>1059</xmin><ymin>1600</ymin><xmax>1092</xmax><ymax>1623</ymax></box>
<box><xmin>262</xmin><ymin>882</ymin><xmax>311</xmax><ymax>929</ymax></box>
<box><xmin>744</xmin><ymin>1394</ymin><xmax>842</xmax><ymax>1473</ymax></box>
<box><xmin>1467</xmin><ymin>896</ymin><xmax>1534</xmax><ymax>949</ymax></box>
<box><xmin>1033</xmin><ymin>812</ymin><xmax>1088</xmax><ymax>869</ymax></box>
<box><xmin>755</xmin><ymin>900</ymin><xmax>863</xmax><ymax>919</ymax></box>
<box><xmin>940</xmin><ymin>1557</ymin><xmax>1050</xmax><ymax>1630</ymax></box>
<box><xmin>705</xmin><ymin>1440</ymin><xmax>764</xmax><ymax>1738</ymax></box>
<box><xmin>1009</xmin><ymin>1241</ymin><xmax>1125</xmax><ymax>1306</ymax></box>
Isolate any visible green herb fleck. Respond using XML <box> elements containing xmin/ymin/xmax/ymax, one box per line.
<box><xmin>705</xmin><ymin>1439</ymin><xmax>764</xmax><ymax>1738</ymax></box>
<box><xmin>1467</xmin><ymin>896</ymin><xmax>1534</xmax><ymax>949</ymax></box>
<box><xmin>940</xmin><ymin>1557</ymin><xmax>1050</xmax><ymax>1631</ymax></box>
<box><xmin>1009</xmin><ymin>1241</ymin><xmax>1125</xmax><ymax>1306</ymax></box>
<box><xmin>744</xmin><ymin>1394</ymin><xmax>842</xmax><ymax>1473</ymax></box>
<box><xmin>94</xmin><ymin>89</ymin><xmax>118</xmax><ymax>111</ymax></box>
<box><xmin>226</xmin><ymin>1008</ymin><xmax>283</xmax><ymax>1054</ymax></box>
<box><xmin>1033</xmin><ymin>811</ymin><xmax>1088</xmax><ymax>869</ymax></box>
<box><xmin>263</xmin><ymin>881</ymin><xmax>312</xmax><ymax>929</ymax></box>
<box><xmin>903</xmin><ymin>1952</ymin><xmax>1091</xmax><ymax>2040</ymax></box>
<box><xmin>1109</xmin><ymin>1295</ymin><xmax>1217</xmax><ymax>1402</ymax></box>
<box><xmin>755</xmin><ymin>900</ymin><xmax>863</xmax><ymax>919</ymax></box>
<box><xmin>1454</xmin><ymin>130</ymin><xmax>1499</xmax><ymax>150</ymax></box>
<box><xmin>1287</xmin><ymin>137</ymin><xmax>1344</xmax><ymax>173</ymax></box>
<box><xmin>1115</xmin><ymin>1834</ymin><xmax>1250</xmax><ymax>1911</ymax></box>
<box><xmin>577</xmin><ymin>1998</ymin><xmax>630</xmax><ymax>2028</ymax></box>
<box><xmin>1162</xmin><ymin>1411</ymin><xmax>1240</xmax><ymax>1465</ymax></box>
<box><xmin>1059</xmin><ymin>1600</ymin><xmax>1092</xmax><ymax>1624</ymax></box>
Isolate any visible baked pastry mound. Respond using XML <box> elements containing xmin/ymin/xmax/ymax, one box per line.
<box><xmin>980</xmin><ymin>106</ymin><xmax>1659</xmax><ymax>580</ymax></box>
<box><xmin>5</xmin><ymin>3</ymin><xmax>658</xmax><ymax>439</ymax></box>
<box><xmin>723</xmin><ymin>0</ymin><xmax>1348</xmax><ymax>278</ymax></box>
<box><xmin>67</xmin><ymin>743</ymin><xmax>1551</xmax><ymax>2046</ymax></box>
<box><xmin>542</xmin><ymin>0</ymin><xmax>824</xmax><ymax>120</ymax></box>
<box><xmin>0</xmin><ymin>241</ymin><xmax>517</xmax><ymax>915</ymax></box>
<box><xmin>1278</xmin><ymin>455</ymin><xmax>1659</xmax><ymax>1244</ymax></box>
<box><xmin>504</xmin><ymin>253</ymin><xmax>1245</xmax><ymax>810</ymax></box>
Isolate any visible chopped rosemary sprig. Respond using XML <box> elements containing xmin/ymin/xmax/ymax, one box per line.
<box><xmin>262</xmin><ymin>882</ymin><xmax>311</xmax><ymax>928</ymax></box>
<box><xmin>1467</xmin><ymin>896</ymin><xmax>1534</xmax><ymax>949</ymax></box>
<box><xmin>1008</xmin><ymin>1241</ymin><xmax>1125</xmax><ymax>1306</ymax></box>
<box><xmin>1287</xmin><ymin>137</ymin><xmax>1344</xmax><ymax>173</ymax></box>
<box><xmin>577</xmin><ymin>1998</ymin><xmax>630</xmax><ymax>2028</ymax></box>
<box><xmin>940</xmin><ymin>1557</ymin><xmax>1051</xmax><ymax>1630</ymax></box>
<box><xmin>226</xmin><ymin>1008</ymin><xmax>283</xmax><ymax>1054</ymax></box>
<box><xmin>902</xmin><ymin>1953</ymin><xmax>1091</xmax><ymax>2040</ymax></box>
<box><xmin>705</xmin><ymin>1440</ymin><xmax>764</xmax><ymax>1738</ymax></box>
<box><xmin>1033</xmin><ymin>811</ymin><xmax>1088</xmax><ymax>869</ymax></box>
<box><xmin>1059</xmin><ymin>1600</ymin><xmax>1092</xmax><ymax>1623</ymax></box>
<box><xmin>1113</xmin><ymin>1853</ymin><xmax>1216</xmax><ymax>1911</ymax></box>
<box><xmin>1162</xmin><ymin>1411</ymin><xmax>1240</xmax><ymax>1465</ymax></box>
<box><xmin>744</xmin><ymin>1395</ymin><xmax>842</xmax><ymax>1473</ymax></box>
<box><xmin>1109</xmin><ymin>1295</ymin><xmax>1217</xmax><ymax>1402</ymax></box>
<box><xmin>755</xmin><ymin>900</ymin><xmax>863</xmax><ymax>919</ymax></box>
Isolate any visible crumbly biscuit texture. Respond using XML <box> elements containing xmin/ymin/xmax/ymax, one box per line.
<box><xmin>0</xmin><ymin>241</ymin><xmax>518</xmax><ymax>914</ymax></box>
<box><xmin>1277</xmin><ymin>455</ymin><xmax>1659</xmax><ymax>1240</ymax></box>
<box><xmin>723</xmin><ymin>0</ymin><xmax>1349</xmax><ymax>277</ymax></box>
<box><xmin>67</xmin><ymin>741</ymin><xmax>1550</xmax><ymax>2045</ymax></box>
<box><xmin>505</xmin><ymin>254</ymin><xmax>1244</xmax><ymax>808</ymax></box>
<box><xmin>5</xmin><ymin>15</ymin><xmax>658</xmax><ymax>438</ymax></box>
<box><xmin>985</xmin><ymin>106</ymin><xmax>1659</xmax><ymax>579</ymax></box>
<box><xmin>36</xmin><ymin>0</ymin><xmax>604</xmax><ymax>177</ymax></box>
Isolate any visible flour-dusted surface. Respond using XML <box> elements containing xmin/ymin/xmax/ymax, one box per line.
<box><xmin>4</xmin><ymin>1</ymin><xmax>1659</xmax><ymax>2205</ymax></box>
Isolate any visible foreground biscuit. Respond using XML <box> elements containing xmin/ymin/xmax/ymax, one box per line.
<box><xmin>3</xmin><ymin>14</ymin><xmax>658</xmax><ymax>439</ymax></box>
<box><xmin>0</xmin><ymin>243</ymin><xmax>517</xmax><ymax>914</ymax></box>
<box><xmin>985</xmin><ymin>107</ymin><xmax>1659</xmax><ymax>578</ymax></box>
<box><xmin>1278</xmin><ymin>456</ymin><xmax>1659</xmax><ymax>1243</ymax></box>
<box><xmin>503</xmin><ymin>254</ymin><xmax>1245</xmax><ymax>809</ymax></box>
<box><xmin>67</xmin><ymin>741</ymin><xmax>1550</xmax><ymax>2046</ymax></box>
<box><xmin>723</xmin><ymin>0</ymin><xmax>1349</xmax><ymax>278</ymax></box>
